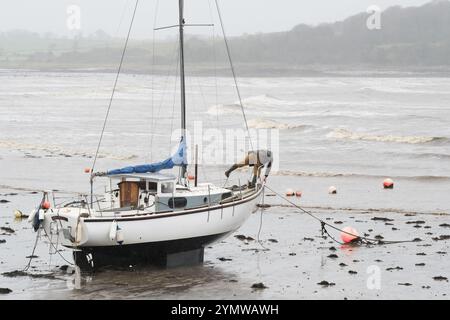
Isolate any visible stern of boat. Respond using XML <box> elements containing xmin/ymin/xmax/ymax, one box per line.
<box><xmin>40</xmin><ymin>207</ymin><xmax>90</xmax><ymax>248</ymax></box>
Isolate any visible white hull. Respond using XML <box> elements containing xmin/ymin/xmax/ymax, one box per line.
<box><xmin>43</xmin><ymin>187</ymin><xmax>263</xmax><ymax>250</ymax></box>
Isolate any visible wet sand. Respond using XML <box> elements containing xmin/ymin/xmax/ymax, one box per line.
<box><xmin>1</xmin><ymin>71</ymin><xmax>449</xmax><ymax>300</ymax></box>
<box><xmin>1</xmin><ymin>183</ymin><xmax>449</xmax><ymax>300</ymax></box>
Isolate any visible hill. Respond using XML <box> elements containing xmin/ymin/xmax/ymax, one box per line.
<box><xmin>1</xmin><ymin>1</ymin><xmax>450</xmax><ymax>76</ymax></box>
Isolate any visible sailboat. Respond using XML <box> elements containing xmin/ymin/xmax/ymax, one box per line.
<box><xmin>33</xmin><ymin>0</ymin><xmax>270</xmax><ymax>270</ymax></box>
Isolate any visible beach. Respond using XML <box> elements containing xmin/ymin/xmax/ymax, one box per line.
<box><xmin>1</xmin><ymin>185</ymin><xmax>449</xmax><ymax>299</ymax></box>
<box><xmin>0</xmin><ymin>70</ymin><xmax>449</xmax><ymax>299</ymax></box>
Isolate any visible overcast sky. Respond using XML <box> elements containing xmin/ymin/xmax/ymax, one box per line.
<box><xmin>0</xmin><ymin>0</ymin><xmax>433</xmax><ymax>38</ymax></box>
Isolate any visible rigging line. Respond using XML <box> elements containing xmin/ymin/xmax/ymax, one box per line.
<box><xmin>192</xmin><ymin>68</ymin><xmax>209</xmax><ymax>120</ymax></box>
<box><xmin>154</xmin><ymin>24</ymin><xmax>214</xmax><ymax>31</ymax></box>
<box><xmin>188</xmin><ymin>75</ymin><xmax>210</xmax><ymax>183</ymax></box>
<box><xmin>192</xmin><ymin>77</ymin><xmax>210</xmax><ymax>182</ymax></box>
<box><xmin>150</xmin><ymin>0</ymin><xmax>160</xmax><ymax>163</ymax></box>
<box><xmin>153</xmin><ymin>39</ymin><xmax>181</xmax><ymax>155</ymax></box>
<box><xmin>91</xmin><ymin>0</ymin><xmax>140</xmax><ymax>173</ymax></box>
<box><xmin>115</xmin><ymin>0</ymin><xmax>132</xmax><ymax>36</ymax></box>
<box><xmin>185</xmin><ymin>70</ymin><xmax>210</xmax><ymax>182</ymax></box>
<box><xmin>214</xmin><ymin>0</ymin><xmax>254</xmax><ymax>151</ymax></box>
<box><xmin>207</xmin><ymin>0</ymin><xmax>219</xmax><ymax>124</ymax></box>
<box><xmin>169</xmin><ymin>47</ymin><xmax>181</xmax><ymax>155</ymax></box>
<box><xmin>264</xmin><ymin>184</ymin><xmax>417</xmax><ymax>245</ymax></box>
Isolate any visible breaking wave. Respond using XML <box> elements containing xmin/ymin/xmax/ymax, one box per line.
<box><xmin>414</xmin><ymin>152</ymin><xmax>450</xmax><ymax>160</ymax></box>
<box><xmin>0</xmin><ymin>140</ymin><xmax>138</xmax><ymax>161</ymax></box>
<box><xmin>275</xmin><ymin>170</ymin><xmax>450</xmax><ymax>181</ymax></box>
<box><xmin>0</xmin><ymin>184</ymin><xmax>81</xmax><ymax>195</ymax></box>
<box><xmin>206</xmin><ymin>104</ymin><xmax>240</xmax><ymax>116</ymax></box>
<box><xmin>357</xmin><ymin>86</ymin><xmax>449</xmax><ymax>95</ymax></box>
<box><xmin>240</xmin><ymin>94</ymin><xmax>298</xmax><ymax>108</ymax></box>
<box><xmin>207</xmin><ymin>94</ymin><xmax>297</xmax><ymax>115</ymax></box>
<box><xmin>247</xmin><ymin>118</ymin><xmax>308</xmax><ymax>130</ymax></box>
<box><xmin>327</xmin><ymin>128</ymin><xmax>448</xmax><ymax>145</ymax></box>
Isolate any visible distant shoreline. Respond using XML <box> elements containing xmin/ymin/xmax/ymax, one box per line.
<box><xmin>3</xmin><ymin>1</ymin><xmax>450</xmax><ymax>79</ymax></box>
<box><xmin>3</xmin><ymin>65</ymin><xmax>450</xmax><ymax>78</ymax></box>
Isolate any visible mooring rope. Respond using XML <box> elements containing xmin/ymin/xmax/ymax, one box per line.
<box><xmin>23</xmin><ymin>227</ymin><xmax>74</xmax><ymax>270</ymax></box>
<box><xmin>264</xmin><ymin>184</ymin><xmax>418</xmax><ymax>246</ymax></box>
<box><xmin>23</xmin><ymin>230</ymin><xmax>40</xmax><ymax>272</ymax></box>
<box><xmin>23</xmin><ymin>193</ymin><xmax>47</xmax><ymax>271</ymax></box>
<box><xmin>256</xmin><ymin>186</ymin><xmax>270</xmax><ymax>250</ymax></box>
<box><xmin>22</xmin><ymin>192</ymin><xmax>75</xmax><ymax>271</ymax></box>
<box><xmin>42</xmin><ymin>228</ymin><xmax>75</xmax><ymax>266</ymax></box>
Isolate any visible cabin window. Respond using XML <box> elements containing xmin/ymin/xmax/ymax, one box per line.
<box><xmin>161</xmin><ymin>182</ymin><xmax>174</xmax><ymax>194</ymax></box>
<box><xmin>221</xmin><ymin>192</ymin><xmax>232</xmax><ymax>200</ymax></box>
<box><xmin>137</xmin><ymin>181</ymin><xmax>147</xmax><ymax>190</ymax></box>
<box><xmin>148</xmin><ymin>182</ymin><xmax>157</xmax><ymax>192</ymax></box>
<box><xmin>168</xmin><ymin>197</ymin><xmax>187</xmax><ymax>209</ymax></box>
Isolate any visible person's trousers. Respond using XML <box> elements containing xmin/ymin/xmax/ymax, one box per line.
<box><xmin>235</xmin><ymin>154</ymin><xmax>263</xmax><ymax>179</ymax></box>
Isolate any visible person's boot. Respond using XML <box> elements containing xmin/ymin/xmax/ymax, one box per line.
<box><xmin>247</xmin><ymin>176</ymin><xmax>257</xmax><ymax>189</ymax></box>
<box><xmin>225</xmin><ymin>165</ymin><xmax>238</xmax><ymax>178</ymax></box>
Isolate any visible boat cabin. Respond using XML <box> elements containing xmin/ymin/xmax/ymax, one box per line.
<box><xmin>107</xmin><ymin>172</ymin><xmax>233</xmax><ymax>213</ymax></box>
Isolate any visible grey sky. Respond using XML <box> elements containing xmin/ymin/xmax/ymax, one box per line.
<box><xmin>0</xmin><ymin>0</ymin><xmax>433</xmax><ymax>38</ymax></box>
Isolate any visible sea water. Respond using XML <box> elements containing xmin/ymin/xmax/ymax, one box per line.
<box><xmin>0</xmin><ymin>70</ymin><xmax>449</xmax><ymax>299</ymax></box>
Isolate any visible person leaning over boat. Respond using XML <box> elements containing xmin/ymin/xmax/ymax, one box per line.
<box><xmin>225</xmin><ymin>150</ymin><xmax>273</xmax><ymax>187</ymax></box>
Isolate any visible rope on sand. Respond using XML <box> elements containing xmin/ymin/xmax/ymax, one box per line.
<box><xmin>264</xmin><ymin>184</ymin><xmax>419</xmax><ymax>246</ymax></box>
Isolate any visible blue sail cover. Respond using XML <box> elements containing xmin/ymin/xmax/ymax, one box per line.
<box><xmin>107</xmin><ymin>139</ymin><xmax>188</xmax><ymax>176</ymax></box>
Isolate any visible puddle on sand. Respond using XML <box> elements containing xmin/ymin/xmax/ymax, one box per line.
<box><xmin>1</xmin><ymin>191</ymin><xmax>449</xmax><ymax>299</ymax></box>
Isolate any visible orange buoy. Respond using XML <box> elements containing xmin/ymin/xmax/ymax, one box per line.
<box><xmin>383</xmin><ymin>178</ymin><xmax>394</xmax><ymax>189</ymax></box>
<box><xmin>328</xmin><ymin>186</ymin><xmax>337</xmax><ymax>194</ymax></box>
<box><xmin>84</xmin><ymin>168</ymin><xmax>92</xmax><ymax>173</ymax></box>
<box><xmin>286</xmin><ymin>189</ymin><xmax>295</xmax><ymax>196</ymax></box>
<box><xmin>187</xmin><ymin>174</ymin><xmax>195</xmax><ymax>181</ymax></box>
<box><xmin>295</xmin><ymin>191</ymin><xmax>302</xmax><ymax>197</ymax></box>
<box><xmin>41</xmin><ymin>201</ymin><xmax>51</xmax><ymax>210</ymax></box>
<box><xmin>341</xmin><ymin>226</ymin><xmax>359</xmax><ymax>243</ymax></box>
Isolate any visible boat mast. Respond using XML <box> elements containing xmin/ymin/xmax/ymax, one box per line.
<box><xmin>178</xmin><ymin>0</ymin><xmax>187</xmax><ymax>179</ymax></box>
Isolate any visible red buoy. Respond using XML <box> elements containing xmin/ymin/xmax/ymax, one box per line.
<box><xmin>187</xmin><ymin>174</ymin><xmax>195</xmax><ymax>181</ymax></box>
<box><xmin>341</xmin><ymin>226</ymin><xmax>359</xmax><ymax>243</ymax></box>
<box><xmin>295</xmin><ymin>191</ymin><xmax>302</xmax><ymax>197</ymax></box>
<box><xmin>383</xmin><ymin>178</ymin><xmax>394</xmax><ymax>189</ymax></box>
<box><xmin>286</xmin><ymin>189</ymin><xmax>295</xmax><ymax>196</ymax></box>
<box><xmin>41</xmin><ymin>201</ymin><xmax>51</xmax><ymax>210</ymax></box>
<box><xmin>84</xmin><ymin>168</ymin><xmax>92</xmax><ymax>174</ymax></box>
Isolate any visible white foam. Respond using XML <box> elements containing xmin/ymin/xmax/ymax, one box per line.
<box><xmin>247</xmin><ymin>118</ymin><xmax>306</xmax><ymax>130</ymax></box>
<box><xmin>0</xmin><ymin>140</ymin><xmax>137</xmax><ymax>161</ymax></box>
<box><xmin>206</xmin><ymin>94</ymin><xmax>298</xmax><ymax>116</ymax></box>
<box><xmin>357</xmin><ymin>86</ymin><xmax>450</xmax><ymax>95</ymax></box>
<box><xmin>240</xmin><ymin>94</ymin><xmax>298</xmax><ymax>108</ymax></box>
<box><xmin>327</xmin><ymin>128</ymin><xmax>444</xmax><ymax>144</ymax></box>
